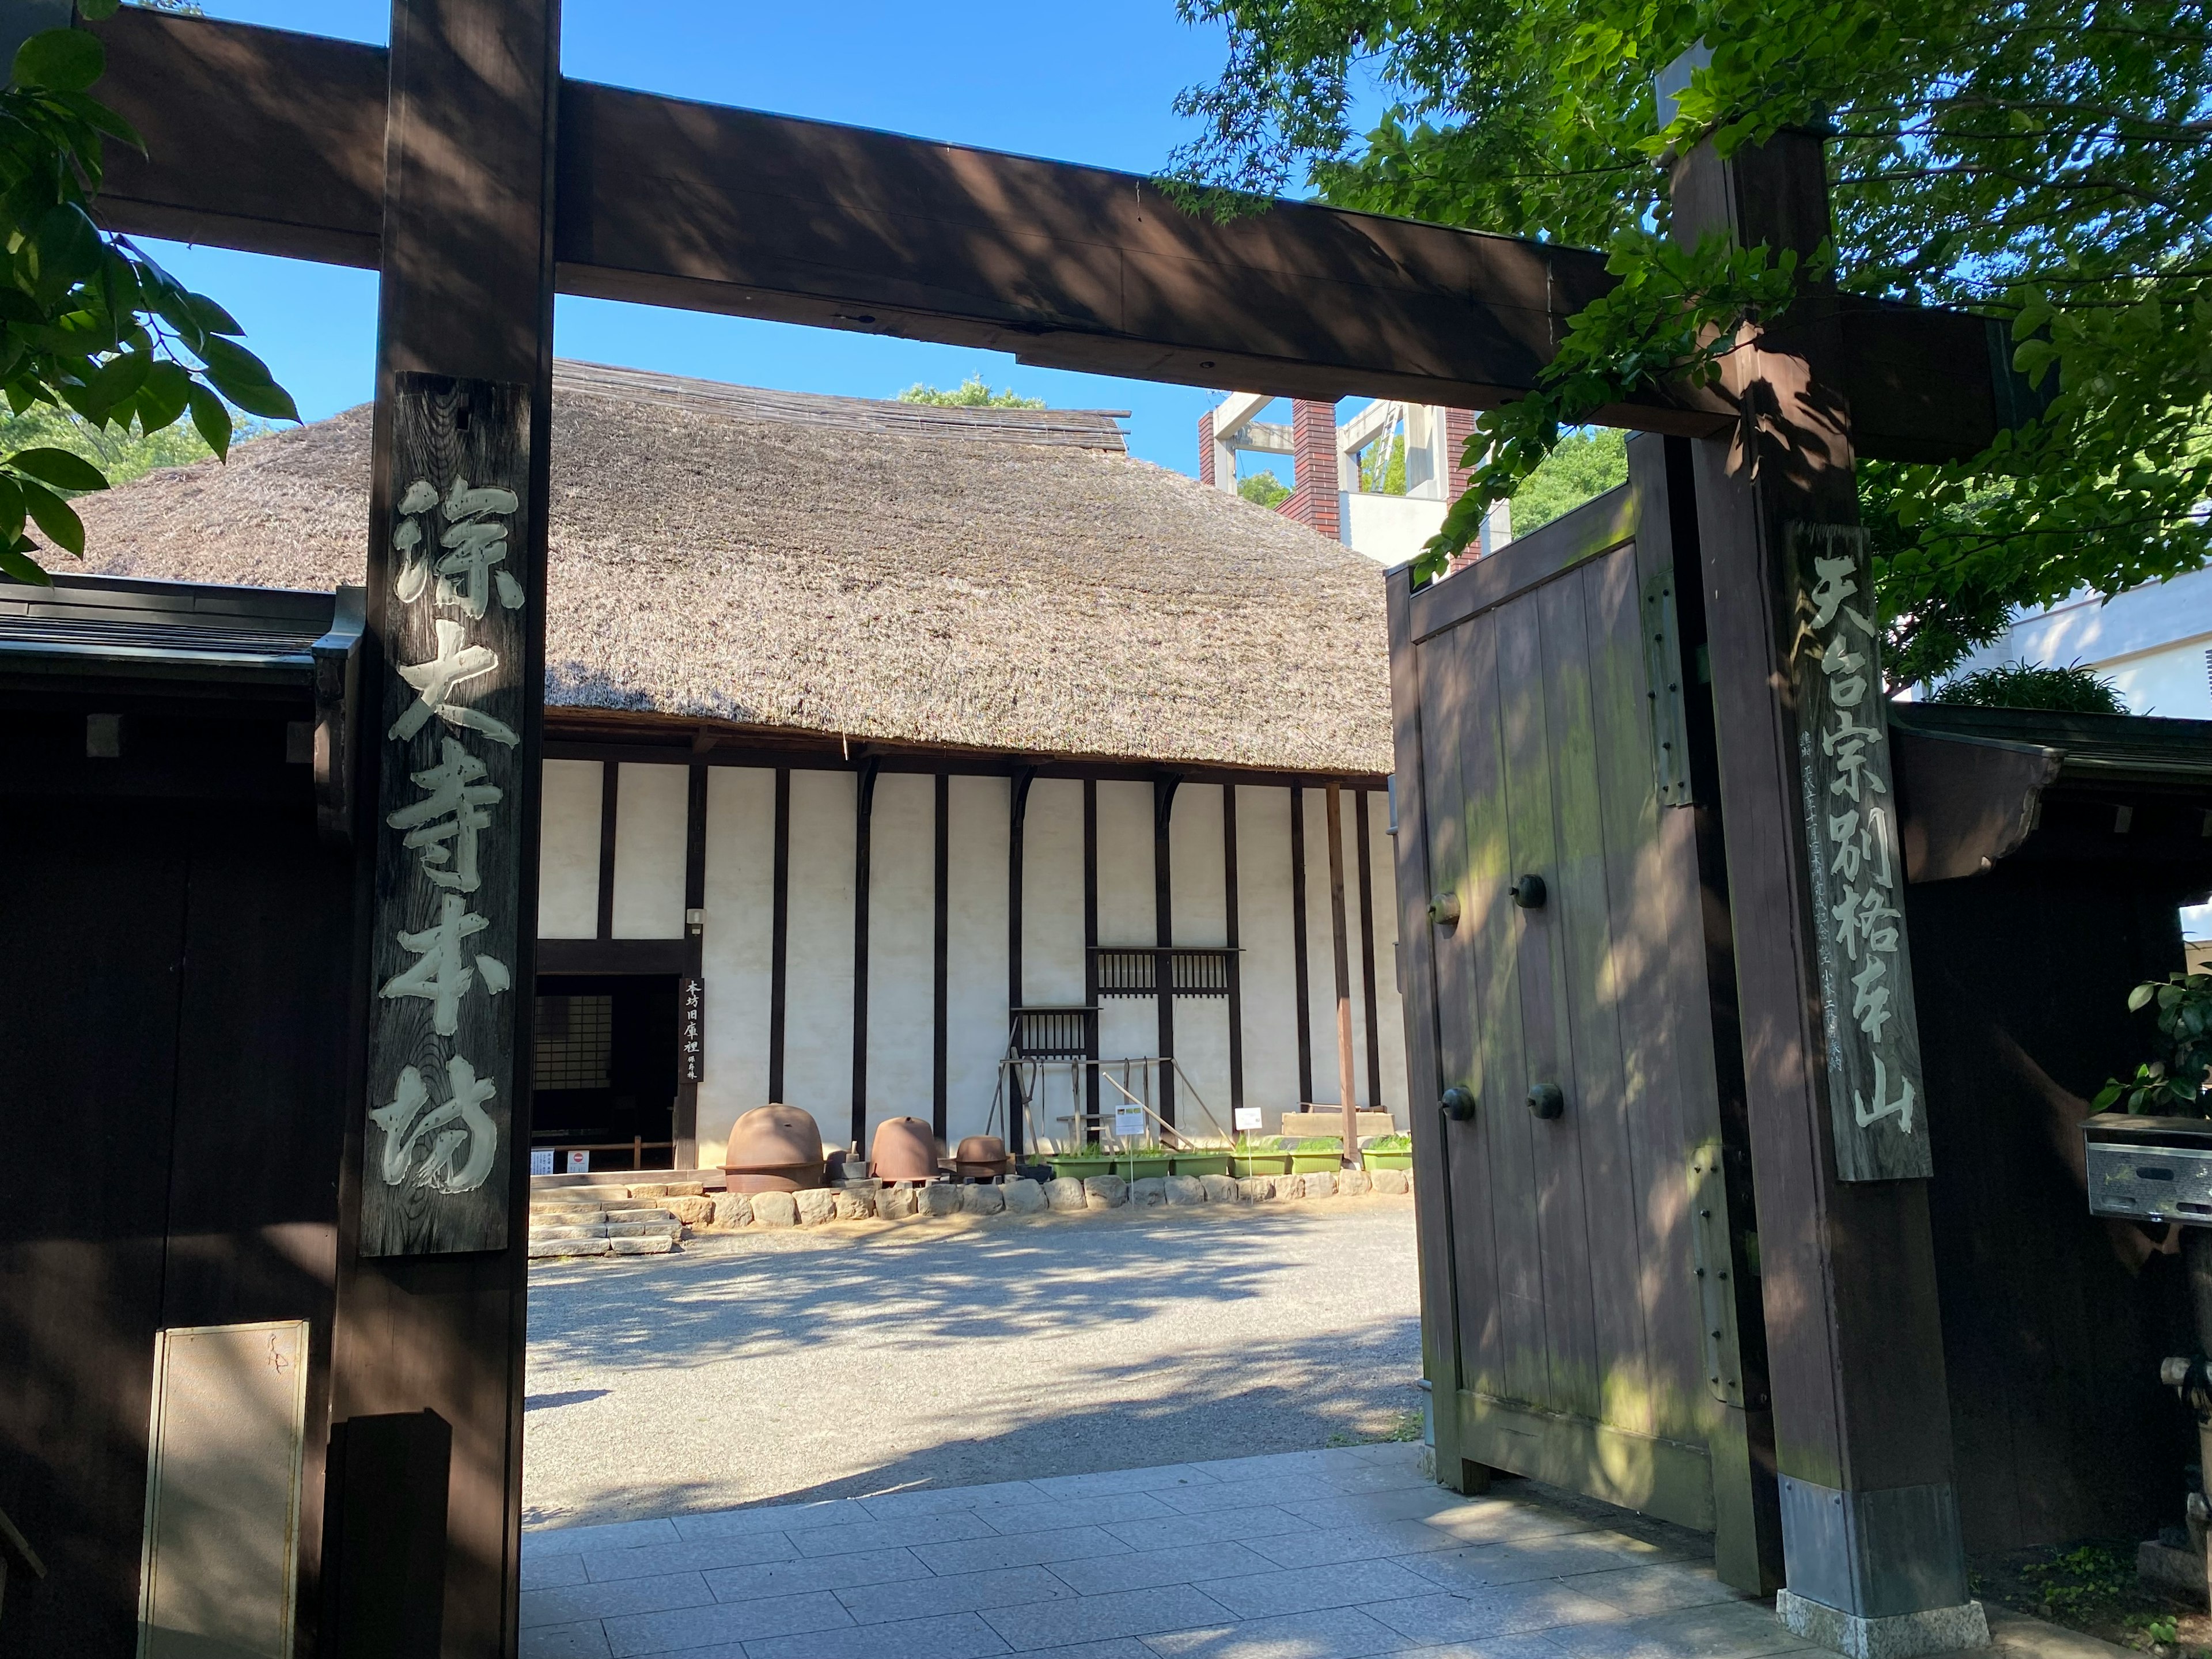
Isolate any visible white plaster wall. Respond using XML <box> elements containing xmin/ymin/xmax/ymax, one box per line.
<box><xmin>1298</xmin><ymin>785</ymin><xmax>1368</xmax><ymax>1110</ymax></box>
<box><xmin>538</xmin><ymin>759</ymin><xmax>601</xmax><ymax>938</ymax></box>
<box><xmin>1235</xmin><ymin>785</ymin><xmax>1303</xmax><ymax>1126</ymax></box>
<box><xmin>1166</xmin><ymin>784</ymin><xmax>1233</xmax><ymax>1133</ymax></box>
<box><xmin>1368</xmin><ymin>787</ymin><xmax>1410</xmax><ymax>1123</ymax></box>
<box><xmin>1021</xmin><ymin>779</ymin><xmax>1085</xmax><ymax>1005</ymax></box>
<box><xmin>696</xmin><ymin>766</ymin><xmax>774</xmax><ymax>1169</ymax></box>
<box><xmin>612</xmin><ymin>762</ymin><xmax>688</xmax><ymax>938</ymax></box>
<box><xmin>1094</xmin><ymin>780</ymin><xmax>1158</xmax><ymax>1090</ymax></box>
<box><xmin>783</xmin><ymin>769</ymin><xmax>855</xmax><ymax>1143</ymax></box>
<box><xmin>946</xmin><ymin>775</ymin><xmax>1010</xmax><ymax>1145</ymax></box>
<box><xmin>865</xmin><ymin>773</ymin><xmax>935</xmax><ymax>1150</ymax></box>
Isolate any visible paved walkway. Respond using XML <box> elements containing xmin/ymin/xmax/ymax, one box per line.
<box><xmin>524</xmin><ymin>1201</ymin><xmax>1422</xmax><ymax>1529</ymax></box>
<box><xmin>519</xmin><ymin>1443</ymin><xmax>1809</xmax><ymax>1659</ymax></box>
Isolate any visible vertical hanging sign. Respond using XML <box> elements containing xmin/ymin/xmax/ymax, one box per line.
<box><xmin>363</xmin><ymin>377</ymin><xmax>533</xmax><ymax>1255</ymax></box>
<box><xmin>1790</xmin><ymin>522</ymin><xmax>1932</xmax><ymax>1182</ymax></box>
<box><xmin>680</xmin><ymin>976</ymin><xmax>705</xmax><ymax>1084</ymax></box>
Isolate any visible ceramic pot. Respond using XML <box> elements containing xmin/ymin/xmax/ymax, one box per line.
<box><xmin>870</xmin><ymin>1117</ymin><xmax>943</xmax><ymax>1183</ymax></box>
<box><xmin>722</xmin><ymin>1103</ymin><xmax>827</xmax><ymax>1192</ymax></box>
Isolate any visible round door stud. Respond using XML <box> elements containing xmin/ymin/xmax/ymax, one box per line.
<box><xmin>1527</xmin><ymin>1082</ymin><xmax>1565</xmax><ymax>1119</ymax></box>
<box><xmin>1429</xmin><ymin>892</ymin><xmax>1461</xmax><ymax>931</ymax></box>
<box><xmin>1510</xmin><ymin>874</ymin><xmax>1547</xmax><ymax>909</ymax></box>
<box><xmin>1442</xmin><ymin>1086</ymin><xmax>1478</xmax><ymax>1122</ymax></box>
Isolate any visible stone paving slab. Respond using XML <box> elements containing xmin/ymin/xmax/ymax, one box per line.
<box><xmin>520</xmin><ymin>1444</ymin><xmax>1806</xmax><ymax>1659</ymax></box>
<box><xmin>519</xmin><ymin>1442</ymin><xmax>2109</xmax><ymax>1659</ymax></box>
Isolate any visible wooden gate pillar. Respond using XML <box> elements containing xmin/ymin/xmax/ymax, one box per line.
<box><xmin>1676</xmin><ymin>131</ymin><xmax>1987</xmax><ymax>1656</ymax></box>
<box><xmin>325</xmin><ymin>1</ymin><xmax>560</xmax><ymax>1654</ymax></box>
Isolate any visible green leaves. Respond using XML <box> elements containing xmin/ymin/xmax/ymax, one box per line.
<box><xmin>0</xmin><ymin>50</ymin><xmax>297</xmax><ymax>582</ymax></box>
<box><xmin>9</xmin><ymin>445</ymin><xmax>107</xmax><ymax>491</ymax></box>
<box><xmin>14</xmin><ymin>29</ymin><xmax>103</xmax><ymax>95</ymax></box>
<box><xmin>2099</xmin><ymin>974</ymin><xmax>2212</xmax><ymax>1117</ymax></box>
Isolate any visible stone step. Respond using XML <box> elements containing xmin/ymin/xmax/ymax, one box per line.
<box><xmin>529</xmin><ymin>1224</ymin><xmax>607</xmax><ymax>1243</ymax></box>
<box><xmin>605</xmin><ymin>1220</ymin><xmax>680</xmax><ymax>1241</ymax></box>
<box><xmin>603</xmin><ymin>1207</ymin><xmax>676</xmax><ymax>1225</ymax></box>
<box><xmin>609</xmin><ymin>1234</ymin><xmax>676</xmax><ymax>1255</ymax></box>
<box><xmin>531</xmin><ymin>1206</ymin><xmax>612</xmax><ymax>1224</ymax></box>
<box><xmin>529</xmin><ymin>1236</ymin><xmax>612</xmax><ymax>1258</ymax></box>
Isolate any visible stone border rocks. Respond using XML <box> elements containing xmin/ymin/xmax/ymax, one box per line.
<box><xmin>529</xmin><ymin>1163</ymin><xmax>1415</xmax><ymax>1262</ymax></box>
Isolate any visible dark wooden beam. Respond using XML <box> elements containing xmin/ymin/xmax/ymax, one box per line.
<box><xmin>1082</xmin><ymin>779</ymin><xmax>1099</xmax><ymax>1136</ymax></box>
<box><xmin>677</xmin><ymin>759</ymin><xmax>706</xmax><ymax>1167</ymax></box>
<box><xmin>1355</xmin><ymin>786</ymin><xmax>1382</xmax><ymax>1113</ymax></box>
<box><xmin>1154</xmin><ymin>775</ymin><xmax>1179</xmax><ymax>1129</ymax></box>
<box><xmin>1007</xmin><ymin>767</ymin><xmax>1035</xmax><ymax>1160</ymax></box>
<box><xmin>1679</xmin><ymin>130</ymin><xmax>1967</xmax><ymax>1630</ymax></box>
<box><xmin>850</xmin><ymin>758</ymin><xmax>880</xmax><ymax>1153</ymax></box>
<box><xmin>1290</xmin><ymin>785</ymin><xmax>1313</xmax><ymax>1107</ymax></box>
<box><xmin>325</xmin><ymin>0</ymin><xmax>560</xmax><ymax>1654</ymax></box>
<box><xmin>86</xmin><ymin>8</ymin><xmax>2014</xmax><ymax>461</ymax></box>
<box><xmin>1325</xmin><ymin>779</ymin><xmax>1358</xmax><ymax>1164</ymax></box>
<box><xmin>767</xmin><ymin>766</ymin><xmax>790</xmax><ymax>1104</ymax></box>
<box><xmin>594</xmin><ymin>760</ymin><xmax>618</xmax><ymax>941</ymax></box>
<box><xmin>1223</xmin><ymin>783</ymin><xmax>1244</xmax><ymax>1120</ymax></box>
<box><xmin>932</xmin><ymin>767</ymin><xmax>949</xmax><ymax>1142</ymax></box>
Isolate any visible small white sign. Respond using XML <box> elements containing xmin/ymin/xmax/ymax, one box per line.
<box><xmin>1113</xmin><ymin>1107</ymin><xmax>1146</xmax><ymax>1139</ymax></box>
<box><xmin>566</xmin><ymin>1149</ymin><xmax>590</xmax><ymax>1174</ymax></box>
<box><xmin>530</xmin><ymin>1148</ymin><xmax>554</xmax><ymax>1176</ymax></box>
<box><xmin>1233</xmin><ymin>1106</ymin><xmax>1263</xmax><ymax>1132</ymax></box>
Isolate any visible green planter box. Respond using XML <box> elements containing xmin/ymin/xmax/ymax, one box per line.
<box><xmin>1362</xmin><ymin>1150</ymin><xmax>1414</xmax><ymax>1172</ymax></box>
<box><xmin>1288</xmin><ymin>1149</ymin><xmax>1343</xmax><ymax>1174</ymax></box>
<box><xmin>1118</xmin><ymin>1154</ymin><xmax>1174</xmax><ymax>1180</ymax></box>
<box><xmin>1229</xmin><ymin>1153</ymin><xmax>1289</xmax><ymax>1177</ymax></box>
<box><xmin>1051</xmin><ymin>1156</ymin><xmax>1111</xmax><ymax>1180</ymax></box>
<box><xmin>1171</xmin><ymin>1153</ymin><xmax>1232</xmax><ymax>1178</ymax></box>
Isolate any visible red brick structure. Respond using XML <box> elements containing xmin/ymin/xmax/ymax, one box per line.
<box><xmin>1198</xmin><ymin>410</ymin><xmax>1216</xmax><ymax>487</ymax></box>
<box><xmin>1444</xmin><ymin>407</ymin><xmax>1483</xmax><ymax>573</ymax></box>
<box><xmin>1279</xmin><ymin>398</ymin><xmax>1340</xmax><ymax>540</ymax></box>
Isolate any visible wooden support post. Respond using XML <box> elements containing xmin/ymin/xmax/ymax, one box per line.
<box><xmin>594</xmin><ymin>759</ymin><xmax>618</xmax><ymax>939</ymax></box>
<box><xmin>1223</xmin><ymin>783</ymin><xmax>1244</xmax><ymax>1120</ymax></box>
<box><xmin>677</xmin><ymin>757</ymin><xmax>706</xmax><ymax>1168</ymax></box>
<box><xmin>1290</xmin><ymin>785</ymin><xmax>1313</xmax><ymax>1106</ymax></box>
<box><xmin>1007</xmin><ymin>768</ymin><xmax>1035</xmax><ymax>1160</ymax></box>
<box><xmin>932</xmin><ymin>768</ymin><xmax>949</xmax><ymax>1141</ymax></box>
<box><xmin>1325</xmin><ymin>780</ymin><xmax>1359</xmax><ymax>1165</ymax></box>
<box><xmin>1154</xmin><ymin>775</ymin><xmax>1180</xmax><ymax>1129</ymax></box>
<box><xmin>1082</xmin><ymin>780</ymin><xmax>1100</xmax><ymax>1137</ymax></box>
<box><xmin>767</xmin><ymin>766</ymin><xmax>790</xmax><ymax>1105</ymax></box>
<box><xmin>1354</xmin><ymin>787</ymin><xmax>1383</xmax><ymax>1112</ymax></box>
<box><xmin>1677</xmin><ymin>127</ymin><xmax>1977</xmax><ymax>1649</ymax></box>
<box><xmin>851</xmin><ymin>757</ymin><xmax>880</xmax><ymax>1153</ymax></box>
<box><xmin>328</xmin><ymin>2</ymin><xmax>560</xmax><ymax>1656</ymax></box>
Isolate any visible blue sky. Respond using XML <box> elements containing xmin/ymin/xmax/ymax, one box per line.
<box><xmin>143</xmin><ymin>1</ymin><xmax>1331</xmax><ymax>481</ymax></box>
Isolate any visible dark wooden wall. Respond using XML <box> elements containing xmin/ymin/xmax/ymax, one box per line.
<box><xmin>0</xmin><ymin>695</ymin><xmax>350</xmax><ymax>1656</ymax></box>
<box><xmin>1910</xmin><ymin>862</ymin><xmax>2199</xmax><ymax>1555</ymax></box>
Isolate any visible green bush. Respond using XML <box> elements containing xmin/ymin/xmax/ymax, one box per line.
<box><xmin>1928</xmin><ymin>660</ymin><xmax>2127</xmax><ymax>714</ymax></box>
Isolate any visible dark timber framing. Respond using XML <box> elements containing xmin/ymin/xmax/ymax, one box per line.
<box><xmin>933</xmin><ymin>767</ymin><xmax>950</xmax><ymax>1140</ymax></box>
<box><xmin>1007</xmin><ymin>767</ymin><xmax>1036</xmax><ymax>1159</ymax></box>
<box><xmin>678</xmin><ymin>758</ymin><xmax>706</xmax><ymax>1164</ymax></box>
<box><xmin>1153</xmin><ymin>774</ymin><xmax>1180</xmax><ymax>1128</ymax></box>
<box><xmin>767</xmin><ymin>766</ymin><xmax>790</xmax><ymax>1104</ymax></box>
<box><xmin>321</xmin><ymin>0</ymin><xmax>560</xmax><ymax>1650</ymax></box>
<box><xmin>1083</xmin><ymin>779</ymin><xmax>1100</xmax><ymax>1135</ymax></box>
<box><xmin>1325</xmin><ymin>779</ymin><xmax>1358</xmax><ymax>1161</ymax></box>
<box><xmin>1355</xmin><ymin>786</ymin><xmax>1382</xmax><ymax>1111</ymax></box>
<box><xmin>595</xmin><ymin>758</ymin><xmax>619</xmax><ymax>940</ymax></box>
<box><xmin>89</xmin><ymin>9</ymin><xmax>2023</xmax><ymax>462</ymax></box>
<box><xmin>1290</xmin><ymin>784</ymin><xmax>1314</xmax><ymax>1105</ymax></box>
<box><xmin>1224</xmin><ymin>783</ymin><xmax>1245</xmax><ymax>1118</ymax></box>
<box><xmin>850</xmin><ymin>757</ymin><xmax>881</xmax><ymax>1152</ymax></box>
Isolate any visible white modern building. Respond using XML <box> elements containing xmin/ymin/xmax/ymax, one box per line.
<box><xmin>1199</xmin><ymin>392</ymin><xmax>1510</xmax><ymax>567</ymax></box>
<box><xmin>1940</xmin><ymin>567</ymin><xmax>2212</xmax><ymax>719</ymax></box>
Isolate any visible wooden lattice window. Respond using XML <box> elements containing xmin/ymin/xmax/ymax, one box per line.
<box><xmin>534</xmin><ymin>994</ymin><xmax>612</xmax><ymax>1090</ymax></box>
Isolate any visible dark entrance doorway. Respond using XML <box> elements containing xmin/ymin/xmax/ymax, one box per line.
<box><xmin>532</xmin><ymin>975</ymin><xmax>679</xmax><ymax>1173</ymax></box>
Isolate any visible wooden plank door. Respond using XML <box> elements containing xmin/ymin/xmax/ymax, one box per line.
<box><xmin>1388</xmin><ymin>436</ymin><xmax>1781</xmax><ymax>1591</ymax></box>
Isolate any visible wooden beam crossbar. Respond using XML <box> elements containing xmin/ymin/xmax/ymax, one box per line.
<box><xmin>89</xmin><ymin>9</ymin><xmax>2013</xmax><ymax>461</ymax></box>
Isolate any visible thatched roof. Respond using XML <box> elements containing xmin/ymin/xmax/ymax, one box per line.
<box><xmin>74</xmin><ymin>362</ymin><xmax>1393</xmax><ymax>774</ymax></box>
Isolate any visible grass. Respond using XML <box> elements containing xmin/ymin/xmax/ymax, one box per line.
<box><xmin>1327</xmin><ymin>1409</ymin><xmax>1425</xmax><ymax>1448</ymax></box>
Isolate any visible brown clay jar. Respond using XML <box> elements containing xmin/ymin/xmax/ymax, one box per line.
<box><xmin>870</xmin><ymin>1117</ymin><xmax>942</xmax><ymax>1183</ymax></box>
<box><xmin>723</xmin><ymin>1103</ymin><xmax>827</xmax><ymax>1192</ymax></box>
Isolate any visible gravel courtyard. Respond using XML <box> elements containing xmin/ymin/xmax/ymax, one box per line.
<box><xmin>522</xmin><ymin>1199</ymin><xmax>1422</xmax><ymax>1531</ymax></box>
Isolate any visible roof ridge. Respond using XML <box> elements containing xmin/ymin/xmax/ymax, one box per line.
<box><xmin>551</xmin><ymin>360</ymin><xmax>1129</xmax><ymax>452</ymax></box>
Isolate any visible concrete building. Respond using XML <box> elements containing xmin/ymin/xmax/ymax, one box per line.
<box><xmin>1200</xmin><ymin>392</ymin><xmax>1510</xmax><ymax>566</ymax></box>
<box><xmin>1940</xmin><ymin>566</ymin><xmax>2212</xmax><ymax>720</ymax></box>
<box><xmin>71</xmin><ymin>363</ymin><xmax>1409</xmax><ymax>1174</ymax></box>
